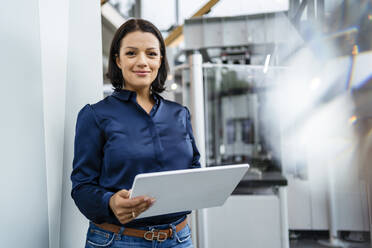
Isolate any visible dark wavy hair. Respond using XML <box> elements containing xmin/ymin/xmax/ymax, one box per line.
<box><xmin>106</xmin><ymin>18</ymin><xmax>169</xmax><ymax>93</ymax></box>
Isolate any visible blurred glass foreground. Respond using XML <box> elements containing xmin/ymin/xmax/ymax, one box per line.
<box><xmin>268</xmin><ymin>0</ymin><xmax>372</xmax><ymax>187</ymax></box>
<box><xmin>174</xmin><ymin>0</ymin><xmax>372</xmax><ymax>244</ymax></box>
<box><xmin>178</xmin><ymin>0</ymin><xmax>372</xmax><ymax>174</ymax></box>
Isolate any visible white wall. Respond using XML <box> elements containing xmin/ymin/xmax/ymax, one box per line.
<box><xmin>0</xmin><ymin>0</ymin><xmax>103</xmax><ymax>247</ymax></box>
<box><xmin>0</xmin><ymin>0</ymin><xmax>49</xmax><ymax>247</ymax></box>
<box><xmin>60</xmin><ymin>0</ymin><xmax>104</xmax><ymax>247</ymax></box>
<box><xmin>39</xmin><ymin>0</ymin><xmax>69</xmax><ymax>247</ymax></box>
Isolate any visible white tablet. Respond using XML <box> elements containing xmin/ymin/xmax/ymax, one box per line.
<box><xmin>129</xmin><ymin>164</ymin><xmax>249</xmax><ymax>219</ymax></box>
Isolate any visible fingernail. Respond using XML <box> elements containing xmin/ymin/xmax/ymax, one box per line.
<box><xmin>151</xmin><ymin>199</ymin><xmax>156</xmax><ymax>204</ymax></box>
<box><xmin>144</xmin><ymin>197</ymin><xmax>149</xmax><ymax>201</ymax></box>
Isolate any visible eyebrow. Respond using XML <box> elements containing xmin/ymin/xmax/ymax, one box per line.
<box><xmin>124</xmin><ymin>46</ymin><xmax>159</xmax><ymax>50</ymax></box>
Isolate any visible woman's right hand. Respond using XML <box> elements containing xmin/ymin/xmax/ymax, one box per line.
<box><xmin>109</xmin><ymin>189</ymin><xmax>155</xmax><ymax>225</ymax></box>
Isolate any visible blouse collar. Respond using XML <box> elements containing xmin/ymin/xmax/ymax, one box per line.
<box><xmin>112</xmin><ymin>89</ymin><xmax>163</xmax><ymax>103</ymax></box>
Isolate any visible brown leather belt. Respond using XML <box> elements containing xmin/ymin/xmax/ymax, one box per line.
<box><xmin>94</xmin><ymin>218</ymin><xmax>188</xmax><ymax>242</ymax></box>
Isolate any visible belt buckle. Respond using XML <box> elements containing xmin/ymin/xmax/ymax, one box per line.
<box><xmin>144</xmin><ymin>229</ymin><xmax>168</xmax><ymax>242</ymax></box>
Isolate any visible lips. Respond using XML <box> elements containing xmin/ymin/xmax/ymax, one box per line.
<box><xmin>133</xmin><ymin>71</ymin><xmax>151</xmax><ymax>76</ymax></box>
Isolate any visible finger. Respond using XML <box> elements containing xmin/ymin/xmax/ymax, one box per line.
<box><xmin>115</xmin><ymin>195</ymin><xmax>153</xmax><ymax>211</ymax></box>
<box><xmin>121</xmin><ymin>196</ymin><xmax>149</xmax><ymax>208</ymax></box>
<box><xmin>122</xmin><ymin>210</ymin><xmax>138</xmax><ymax>220</ymax></box>
<box><xmin>131</xmin><ymin>198</ymin><xmax>155</xmax><ymax>211</ymax></box>
<box><xmin>117</xmin><ymin>204</ymin><xmax>151</xmax><ymax>223</ymax></box>
<box><xmin>115</xmin><ymin>200</ymin><xmax>149</xmax><ymax>215</ymax></box>
<box><xmin>135</xmin><ymin>204</ymin><xmax>152</xmax><ymax>215</ymax></box>
<box><xmin>133</xmin><ymin>201</ymin><xmax>151</xmax><ymax>212</ymax></box>
<box><xmin>134</xmin><ymin>199</ymin><xmax>156</xmax><ymax>214</ymax></box>
<box><xmin>118</xmin><ymin>213</ymin><xmax>136</xmax><ymax>224</ymax></box>
<box><xmin>134</xmin><ymin>196</ymin><xmax>155</xmax><ymax>208</ymax></box>
<box><xmin>117</xmin><ymin>206</ymin><xmax>138</xmax><ymax>217</ymax></box>
<box><xmin>117</xmin><ymin>189</ymin><xmax>130</xmax><ymax>199</ymax></box>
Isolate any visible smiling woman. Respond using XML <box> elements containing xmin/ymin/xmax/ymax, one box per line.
<box><xmin>115</xmin><ymin>31</ymin><xmax>162</xmax><ymax>93</ymax></box>
<box><xmin>107</xmin><ymin>19</ymin><xmax>169</xmax><ymax>94</ymax></box>
<box><xmin>71</xmin><ymin>18</ymin><xmax>199</xmax><ymax>248</ymax></box>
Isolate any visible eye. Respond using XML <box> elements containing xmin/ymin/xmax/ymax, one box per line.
<box><xmin>148</xmin><ymin>52</ymin><xmax>158</xmax><ymax>57</ymax></box>
<box><xmin>125</xmin><ymin>51</ymin><xmax>136</xmax><ymax>56</ymax></box>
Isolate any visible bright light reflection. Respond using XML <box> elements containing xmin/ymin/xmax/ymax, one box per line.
<box><xmin>349</xmin><ymin>115</ymin><xmax>357</xmax><ymax>125</ymax></box>
<box><xmin>263</xmin><ymin>54</ymin><xmax>271</xmax><ymax>73</ymax></box>
<box><xmin>310</xmin><ymin>77</ymin><xmax>321</xmax><ymax>91</ymax></box>
<box><xmin>170</xmin><ymin>83</ymin><xmax>178</xmax><ymax>90</ymax></box>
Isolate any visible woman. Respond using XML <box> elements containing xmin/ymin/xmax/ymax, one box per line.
<box><xmin>71</xmin><ymin>18</ymin><xmax>200</xmax><ymax>248</ymax></box>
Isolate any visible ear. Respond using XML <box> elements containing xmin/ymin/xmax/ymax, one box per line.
<box><xmin>115</xmin><ymin>54</ymin><xmax>122</xmax><ymax>69</ymax></box>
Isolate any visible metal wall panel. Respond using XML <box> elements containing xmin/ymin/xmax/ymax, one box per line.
<box><xmin>207</xmin><ymin>195</ymin><xmax>282</xmax><ymax>248</ymax></box>
<box><xmin>184</xmin><ymin>13</ymin><xmax>295</xmax><ymax>50</ymax></box>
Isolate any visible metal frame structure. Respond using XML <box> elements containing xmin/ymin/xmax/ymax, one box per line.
<box><xmin>289</xmin><ymin>0</ymin><xmax>325</xmax><ymax>27</ymax></box>
<box><xmin>188</xmin><ymin>53</ymin><xmax>209</xmax><ymax>248</ymax></box>
<box><xmin>185</xmin><ymin>54</ymin><xmax>290</xmax><ymax>248</ymax></box>
<box><xmin>165</xmin><ymin>0</ymin><xmax>220</xmax><ymax>47</ymax></box>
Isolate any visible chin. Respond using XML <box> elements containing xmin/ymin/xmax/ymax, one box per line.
<box><xmin>124</xmin><ymin>76</ymin><xmax>155</xmax><ymax>91</ymax></box>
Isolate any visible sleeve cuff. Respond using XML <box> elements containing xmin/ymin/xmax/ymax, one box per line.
<box><xmin>102</xmin><ymin>191</ymin><xmax>115</xmax><ymax>219</ymax></box>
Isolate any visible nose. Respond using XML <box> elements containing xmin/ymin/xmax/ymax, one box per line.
<box><xmin>136</xmin><ymin>52</ymin><xmax>148</xmax><ymax>68</ymax></box>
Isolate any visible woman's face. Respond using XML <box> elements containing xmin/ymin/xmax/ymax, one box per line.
<box><xmin>116</xmin><ymin>31</ymin><xmax>162</xmax><ymax>92</ymax></box>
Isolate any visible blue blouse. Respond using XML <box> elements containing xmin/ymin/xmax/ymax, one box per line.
<box><xmin>71</xmin><ymin>89</ymin><xmax>201</xmax><ymax>227</ymax></box>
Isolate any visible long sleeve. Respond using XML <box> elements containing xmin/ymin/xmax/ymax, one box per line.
<box><xmin>71</xmin><ymin>104</ymin><xmax>114</xmax><ymax>224</ymax></box>
<box><xmin>185</xmin><ymin>107</ymin><xmax>201</xmax><ymax>168</ymax></box>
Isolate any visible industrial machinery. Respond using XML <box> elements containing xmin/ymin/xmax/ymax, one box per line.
<box><xmin>173</xmin><ymin>13</ymin><xmax>292</xmax><ymax>248</ymax></box>
<box><xmin>180</xmin><ymin>65</ymin><xmax>285</xmax><ymax>171</ymax></box>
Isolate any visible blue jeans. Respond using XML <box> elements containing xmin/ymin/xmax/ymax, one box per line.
<box><xmin>85</xmin><ymin>217</ymin><xmax>194</xmax><ymax>248</ymax></box>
